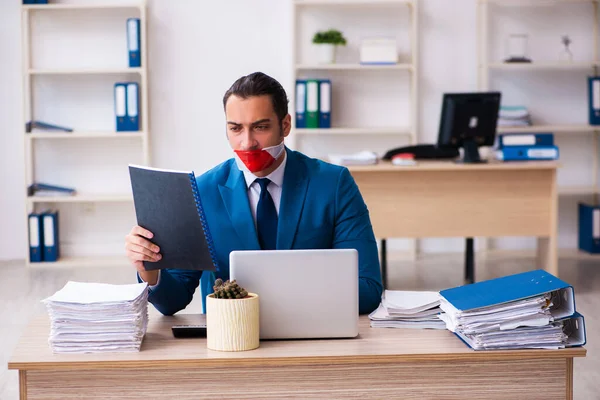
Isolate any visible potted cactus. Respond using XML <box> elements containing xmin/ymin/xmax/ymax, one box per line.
<box><xmin>206</xmin><ymin>278</ymin><xmax>259</xmax><ymax>352</ymax></box>
<box><xmin>312</xmin><ymin>29</ymin><xmax>347</xmax><ymax>64</ymax></box>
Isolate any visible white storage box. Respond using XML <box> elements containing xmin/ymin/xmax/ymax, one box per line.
<box><xmin>360</xmin><ymin>38</ymin><xmax>398</xmax><ymax>64</ymax></box>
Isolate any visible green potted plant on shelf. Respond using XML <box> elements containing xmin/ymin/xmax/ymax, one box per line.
<box><xmin>312</xmin><ymin>29</ymin><xmax>347</xmax><ymax>64</ymax></box>
<box><xmin>206</xmin><ymin>278</ymin><xmax>259</xmax><ymax>352</ymax></box>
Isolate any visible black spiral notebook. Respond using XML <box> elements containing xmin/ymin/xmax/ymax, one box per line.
<box><xmin>128</xmin><ymin>164</ymin><xmax>218</xmax><ymax>271</ymax></box>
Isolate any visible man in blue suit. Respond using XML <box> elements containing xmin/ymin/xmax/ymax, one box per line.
<box><xmin>125</xmin><ymin>72</ymin><xmax>383</xmax><ymax>315</ymax></box>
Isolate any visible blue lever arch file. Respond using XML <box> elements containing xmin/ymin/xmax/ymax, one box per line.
<box><xmin>319</xmin><ymin>79</ymin><xmax>331</xmax><ymax>128</ymax></box>
<box><xmin>114</xmin><ymin>83</ymin><xmax>127</xmax><ymax>131</ymax></box>
<box><xmin>295</xmin><ymin>80</ymin><xmax>307</xmax><ymax>129</ymax></box>
<box><xmin>440</xmin><ymin>269</ymin><xmax>575</xmax><ymax>320</ymax></box>
<box><xmin>126</xmin><ymin>82</ymin><xmax>140</xmax><ymax>131</ymax></box>
<box><xmin>127</xmin><ymin>18</ymin><xmax>141</xmax><ymax>68</ymax></box>
<box><xmin>28</xmin><ymin>212</ymin><xmax>44</xmax><ymax>262</ymax></box>
<box><xmin>42</xmin><ymin>210</ymin><xmax>59</xmax><ymax>262</ymax></box>
<box><xmin>578</xmin><ymin>202</ymin><xmax>600</xmax><ymax>253</ymax></box>
<box><xmin>588</xmin><ymin>76</ymin><xmax>600</xmax><ymax>125</ymax></box>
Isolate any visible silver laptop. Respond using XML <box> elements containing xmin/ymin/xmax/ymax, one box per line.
<box><xmin>229</xmin><ymin>249</ymin><xmax>359</xmax><ymax>340</ymax></box>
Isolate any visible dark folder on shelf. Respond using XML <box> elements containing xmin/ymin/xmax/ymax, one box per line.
<box><xmin>128</xmin><ymin>164</ymin><xmax>218</xmax><ymax>272</ymax></box>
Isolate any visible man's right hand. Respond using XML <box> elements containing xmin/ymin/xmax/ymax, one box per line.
<box><xmin>125</xmin><ymin>226</ymin><xmax>161</xmax><ymax>286</ymax></box>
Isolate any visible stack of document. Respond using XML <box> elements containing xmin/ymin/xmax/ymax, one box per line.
<box><xmin>369</xmin><ymin>290</ymin><xmax>446</xmax><ymax>329</ymax></box>
<box><xmin>438</xmin><ymin>270</ymin><xmax>585</xmax><ymax>350</ymax></box>
<box><xmin>42</xmin><ymin>281</ymin><xmax>149</xmax><ymax>354</ymax></box>
<box><xmin>328</xmin><ymin>151</ymin><xmax>378</xmax><ymax>166</ymax></box>
<box><xmin>497</xmin><ymin>106</ymin><xmax>531</xmax><ymax>127</ymax></box>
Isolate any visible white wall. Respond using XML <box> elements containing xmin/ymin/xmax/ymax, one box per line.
<box><xmin>0</xmin><ymin>0</ymin><xmax>597</xmax><ymax>261</ymax></box>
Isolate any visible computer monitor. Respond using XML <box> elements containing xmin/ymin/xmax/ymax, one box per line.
<box><xmin>437</xmin><ymin>92</ymin><xmax>501</xmax><ymax>163</ymax></box>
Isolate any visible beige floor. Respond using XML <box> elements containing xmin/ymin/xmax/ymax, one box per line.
<box><xmin>0</xmin><ymin>251</ymin><xmax>598</xmax><ymax>399</ymax></box>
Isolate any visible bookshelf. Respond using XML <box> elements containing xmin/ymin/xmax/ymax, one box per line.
<box><xmin>478</xmin><ymin>0</ymin><xmax>600</xmax><ymax>195</ymax></box>
<box><xmin>477</xmin><ymin>0</ymin><xmax>600</xmax><ymax>254</ymax></box>
<box><xmin>292</xmin><ymin>0</ymin><xmax>418</xmax><ymax>258</ymax></box>
<box><xmin>21</xmin><ymin>1</ymin><xmax>149</xmax><ymax>267</ymax></box>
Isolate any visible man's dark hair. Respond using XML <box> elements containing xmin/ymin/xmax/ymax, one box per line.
<box><xmin>223</xmin><ymin>72</ymin><xmax>289</xmax><ymax>124</ymax></box>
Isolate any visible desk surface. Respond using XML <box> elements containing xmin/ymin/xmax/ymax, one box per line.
<box><xmin>9</xmin><ymin>314</ymin><xmax>585</xmax><ymax>371</ymax></box>
<box><xmin>347</xmin><ymin>160</ymin><xmax>559</xmax><ymax>172</ymax></box>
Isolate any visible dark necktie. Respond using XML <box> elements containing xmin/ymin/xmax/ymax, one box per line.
<box><xmin>256</xmin><ymin>178</ymin><xmax>278</xmax><ymax>250</ymax></box>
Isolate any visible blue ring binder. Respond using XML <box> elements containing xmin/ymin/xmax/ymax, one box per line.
<box><xmin>189</xmin><ymin>173</ymin><xmax>219</xmax><ymax>271</ymax></box>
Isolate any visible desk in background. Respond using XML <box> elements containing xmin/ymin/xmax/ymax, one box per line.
<box><xmin>9</xmin><ymin>313</ymin><xmax>584</xmax><ymax>399</ymax></box>
<box><xmin>348</xmin><ymin>160</ymin><xmax>559</xmax><ymax>286</ymax></box>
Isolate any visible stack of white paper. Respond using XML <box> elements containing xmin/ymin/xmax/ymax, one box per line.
<box><xmin>42</xmin><ymin>281</ymin><xmax>149</xmax><ymax>354</ymax></box>
<box><xmin>438</xmin><ymin>294</ymin><xmax>567</xmax><ymax>349</ymax></box>
<box><xmin>369</xmin><ymin>290</ymin><xmax>446</xmax><ymax>329</ymax></box>
<box><xmin>497</xmin><ymin>106</ymin><xmax>531</xmax><ymax>127</ymax></box>
<box><xmin>328</xmin><ymin>151</ymin><xmax>378</xmax><ymax>166</ymax></box>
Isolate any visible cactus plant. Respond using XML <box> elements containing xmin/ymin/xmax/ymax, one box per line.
<box><xmin>212</xmin><ymin>278</ymin><xmax>249</xmax><ymax>299</ymax></box>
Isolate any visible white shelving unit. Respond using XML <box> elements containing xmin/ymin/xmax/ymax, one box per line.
<box><xmin>477</xmin><ymin>0</ymin><xmax>600</xmax><ymax>255</ymax></box>
<box><xmin>21</xmin><ymin>1</ymin><xmax>149</xmax><ymax>267</ymax></box>
<box><xmin>478</xmin><ymin>0</ymin><xmax>600</xmax><ymax>196</ymax></box>
<box><xmin>292</xmin><ymin>0</ymin><xmax>419</xmax><ymax>151</ymax></box>
<box><xmin>292</xmin><ymin>0</ymin><xmax>419</xmax><ymax>259</ymax></box>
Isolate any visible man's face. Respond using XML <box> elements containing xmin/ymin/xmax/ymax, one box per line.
<box><xmin>225</xmin><ymin>95</ymin><xmax>291</xmax><ymax>151</ymax></box>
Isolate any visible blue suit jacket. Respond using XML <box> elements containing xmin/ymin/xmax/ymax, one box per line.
<box><xmin>141</xmin><ymin>148</ymin><xmax>383</xmax><ymax>315</ymax></box>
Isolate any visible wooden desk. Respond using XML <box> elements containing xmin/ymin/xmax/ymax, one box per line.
<box><xmin>348</xmin><ymin>161</ymin><xmax>559</xmax><ymax>280</ymax></box>
<box><xmin>9</xmin><ymin>314</ymin><xmax>585</xmax><ymax>399</ymax></box>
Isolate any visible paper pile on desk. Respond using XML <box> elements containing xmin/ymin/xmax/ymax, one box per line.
<box><xmin>328</xmin><ymin>151</ymin><xmax>378</xmax><ymax>166</ymax></box>
<box><xmin>369</xmin><ymin>290</ymin><xmax>446</xmax><ymax>329</ymax></box>
<box><xmin>439</xmin><ymin>293</ymin><xmax>566</xmax><ymax>350</ymax></box>
<box><xmin>42</xmin><ymin>281</ymin><xmax>149</xmax><ymax>354</ymax></box>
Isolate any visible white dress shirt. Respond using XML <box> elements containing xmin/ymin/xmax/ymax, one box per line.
<box><xmin>241</xmin><ymin>151</ymin><xmax>286</xmax><ymax>226</ymax></box>
<box><xmin>143</xmin><ymin>152</ymin><xmax>287</xmax><ymax>288</ymax></box>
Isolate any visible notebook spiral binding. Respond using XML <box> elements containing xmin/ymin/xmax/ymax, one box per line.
<box><xmin>189</xmin><ymin>173</ymin><xmax>218</xmax><ymax>271</ymax></box>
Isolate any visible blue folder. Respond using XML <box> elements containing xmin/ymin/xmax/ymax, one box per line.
<box><xmin>498</xmin><ymin>132</ymin><xmax>554</xmax><ymax>148</ymax></box>
<box><xmin>114</xmin><ymin>83</ymin><xmax>127</xmax><ymax>131</ymax></box>
<box><xmin>126</xmin><ymin>82</ymin><xmax>140</xmax><ymax>131</ymax></box>
<box><xmin>318</xmin><ymin>79</ymin><xmax>331</xmax><ymax>128</ymax></box>
<box><xmin>578</xmin><ymin>203</ymin><xmax>600</xmax><ymax>253</ymax></box>
<box><xmin>588</xmin><ymin>76</ymin><xmax>600</xmax><ymax>125</ymax></box>
<box><xmin>295</xmin><ymin>80</ymin><xmax>307</xmax><ymax>129</ymax></box>
<box><xmin>28</xmin><ymin>212</ymin><xmax>44</xmax><ymax>262</ymax></box>
<box><xmin>42</xmin><ymin>210</ymin><xmax>60</xmax><ymax>262</ymax></box>
<box><xmin>497</xmin><ymin>145</ymin><xmax>559</xmax><ymax>161</ymax></box>
<box><xmin>440</xmin><ymin>269</ymin><xmax>575</xmax><ymax>320</ymax></box>
<box><xmin>127</xmin><ymin>18</ymin><xmax>141</xmax><ymax>68</ymax></box>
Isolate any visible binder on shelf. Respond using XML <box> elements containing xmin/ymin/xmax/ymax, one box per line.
<box><xmin>35</xmin><ymin>0</ymin><xmax>49</xmax><ymax>3</ymax></box>
<box><xmin>23</xmin><ymin>1</ymin><xmax>36</xmax><ymax>4</ymax></box>
<box><xmin>498</xmin><ymin>132</ymin><xmax>553</xmax><ymax>148</ymax></box>
<box><xmin>578</xmin><ymin>202</ymin><xmax>600</xmax><ymax>253</ymax></box>
<box><xmin>126</xmin><ymin>82</ymin><xmax>140</xmax><ymax>131</ymax></box>
<box><xmin>319</xmin><ymin>79</ymin><xmax>331</xmax><ymax>129</ymax></box>
<box><xmin>588</xmin><ymin>76</ymin><xmax>600</xmax><ymax>125</ymax></box>
<box><xmin>28</xmin><ymin>212</ymin><xmax>44</xmax><ymax>263</ymax></box>
<box><xmin>305</xmin><ymin>79</ymin><xmax>319</xmax><ymax>128</ymax></box>
<box><xmin>295</xmin><ymin>80</ymin><xmax>307</xmax><ymax>129</ymax></box>
<box><xmin>26</xmin><ymin>120</ymin><xmax>73</xmax><ymax>133</ymax></box>
<box><xmin>42</xmin><ymin>210</ymin><xmax>59</xmax><ymax>262</ymax></box>
<box><xmin>28</xmin><ymin>183</ymin><xmax>76</xmax><ymax>197</ymax></box>
<box><xmin>495</xmin><ymin>145</ymin><xmax>559</xmax><ymax>161</ymax></box>
<box><xmin>128</xmin><ymin>165</ymin><xmax>218</xmax><ymax>271</ymax></box>
<box><xmin>114</xmin><ymin>83</ymin><xmax>127</xmax><ymax>131</ymax></box>
<box><xmin>127</xmin><ymin>18</ymin><xmax>141</xmax><ymax>68</ymax></box>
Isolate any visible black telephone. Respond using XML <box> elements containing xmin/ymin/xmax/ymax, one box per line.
<box><xmin>382</xmin><ymin>144</ymin><xmax>459</xmax><ymax>161</ymax></box>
